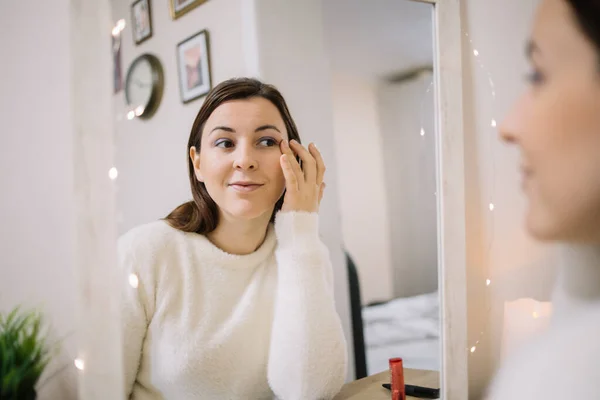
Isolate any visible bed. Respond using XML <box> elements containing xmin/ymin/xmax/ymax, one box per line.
<box><xmin>362</xmin><ymin>292</ymin><xmax>440</xmax><ymax>374</ymax></box>
<box><xmin>346</xmin><ymin>251</ymin><xmax>440</xmax><ymax>378</ymax></box>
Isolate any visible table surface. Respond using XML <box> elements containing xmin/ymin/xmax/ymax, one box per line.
<box><xmin>334</xmin><ymin>368</ymin><xmax>440</xmax><ymax>400</ymax></box>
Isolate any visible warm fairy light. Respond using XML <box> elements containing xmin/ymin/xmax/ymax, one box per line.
<box><xmin>420</xmin><ymin>128</ymin><xmax>425</xmax><ymax>136</ymax></box>
<box><xmin>116</xmin><ymin>19</ymin><xmax>126</xmax><ymax>31</ymax></box>
<box><xmin>135</xmin><ymin>106</ymin><xmax>145</xmax><ymax>116</ymax></box>
<box><xmin>74</xmin><ymin>358</ymin><xmax>85</xmax><ymax>371</ymax></box>
<box><xmin>470</xmin><ymin>346</ymin><xmax>476</xmax><ymax>353</ymax></box>
<box><xmin>108</xmin><ymin>167</ymin><xmax>119</xmax><ymax>180</ymax></box>
<box><xmin>491</xmin><ymin>119</ymin><xmax>497</xmax><ymax>127</ymax></box>
<box><xmin>473</xmin><ymin>49</ymin><xmax>479</xmax><ymax>56</ymax></box>
<box><xmin>129</xmin><ymin>273</ymin><xmax>139</xmax><ymax>289</ymax></box>
<box><xmin>486</xmin><ymin>279</ymin><xmax>491</xmax><ymax>286</ymax></box>
<box><xmin>127</xmin><ymin>110</ymin><xmax>136</xmax><ymax>120</ymax></box>
<box><xmin>489</xmin><ymin>203</ymin><xmax>495</xmax><ymax>211</ymax></box>
<box><xmin>532</xmin><ymin>311</ymin><xmax>539</xmax><ymax>319</ymax></box>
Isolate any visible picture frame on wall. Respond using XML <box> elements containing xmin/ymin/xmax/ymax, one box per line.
<box><xmin>176</xmin><ymin>30</ymin><xmax>212</xmax><ymax>104</ymax></box>
<box><xmin>169</xmin><ymin>0</ymin><xmax>208</xmax><ymax>20</ymax></box>
<box><xmin>131</xmin><ymin>0</ymin><xmax>152</xmax><ymax>45</ymax></box>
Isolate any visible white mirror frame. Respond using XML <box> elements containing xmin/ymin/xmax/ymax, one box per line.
<box><xmin>413</xmin><ymin>0</ymin><xmax>469</xmax><ymax>399</ymax></box>
<box><xmin>70</xmin><ymin>0</ymin><xmax>467</xmax><ymax>398</ymax></box>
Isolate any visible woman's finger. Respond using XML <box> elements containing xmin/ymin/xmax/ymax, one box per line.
<box><xmin>280</xmin><ymin>154</ymin><xmax>299</xmax><ymax>192</ymax></box>
<box><xmin>280</xmin><ymin>140</ymin><xmax>303</xmax><ymax>188</ymax></box>
<box><xmin>309</xmin><ymin>143</ymin><xmax>326</xmax><ymax>186</ymax></box>
<box><xmin>319</xmin><ymin>182</ymin><xmax>326</xmax><ymax>203</ymax></box>
<box><xmin>289</xmin><ymin>139</ymin><xmax>317</xmax><ymax>184</ymax></box>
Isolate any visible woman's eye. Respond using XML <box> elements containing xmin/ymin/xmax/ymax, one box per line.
<box><xmin>258</xmin><ymin>137</ymin><xmax>278</xmax><ymax>147</ymax></box>
<box><xmin>526</xmin><ymin>69</ymin><xmax>545</xmax><ymax>85</ymax></box>
<box><xmin>215</xmin><ymin>139</ymin><xmax>234</xmax><ymax>148</ymax></box>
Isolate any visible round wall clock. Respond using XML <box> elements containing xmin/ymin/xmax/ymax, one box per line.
<box><xmin>125</xmin><ymin>53</ymin><xmax>164</xmax><ymax>119</ymax></box>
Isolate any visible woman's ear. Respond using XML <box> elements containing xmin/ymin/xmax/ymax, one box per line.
<box><xmin>189</xmin><ymin>146</ymin><xmax>204</xmax><ymax>182</ymax></box>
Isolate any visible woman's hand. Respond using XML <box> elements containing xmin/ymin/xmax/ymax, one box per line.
<box><xmin>279</xmin><ymin>139</ymin><xmax>326</xmax><ymax>213</ymax></box>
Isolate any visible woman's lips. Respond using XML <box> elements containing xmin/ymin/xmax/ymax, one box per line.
<box><xmin>229</xmin><ymin>183</ymin><xmax>263</xmax><ymax>192</ymax></box>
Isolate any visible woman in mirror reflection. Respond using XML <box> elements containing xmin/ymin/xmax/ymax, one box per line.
<box><xmin>488</xmin><ymin>0</ymin><xmax>600</xmax><ymax>398</ymax></box>
<box><xmin>118</xmin><ymin>78</ymin><xmax>347</xmax><ymax>400</ymax></box>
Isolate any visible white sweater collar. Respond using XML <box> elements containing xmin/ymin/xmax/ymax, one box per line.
<box><xmin>176</xmin><ymin>223</ymin><xmax>277</xmax><ymax>269</ymax></box>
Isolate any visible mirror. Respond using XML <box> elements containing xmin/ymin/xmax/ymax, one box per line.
<box><xmin>3</xmin><ymin>0</ymin><xmax>468</xmax><ymax>398</ymax></box>
<box><xmin>111</xmin><ymin>0</ymin><xmax>441</xmax><ymax>396</ymax></box>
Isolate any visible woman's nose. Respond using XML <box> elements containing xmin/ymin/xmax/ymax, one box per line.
<box><xmin>232</xmin><ymin>146</ymin><xmax>258</xmax><ymax>171</ymax></box>
<box><xmin>499</xmin><ymin>94</ymin><xmax>526</xmax><ymax>145</ymax></box>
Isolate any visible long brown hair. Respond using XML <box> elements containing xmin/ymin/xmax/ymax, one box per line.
<box><xmin>164</xmin><ymin>77</ymin><xmax>301</xmax><ymax>234</ymax></box>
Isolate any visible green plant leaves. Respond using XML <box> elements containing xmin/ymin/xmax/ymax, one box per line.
<box><xmin>0</xmin><ymin>306</ymin><xmax>50</xmax><ymax>400</ymax></box>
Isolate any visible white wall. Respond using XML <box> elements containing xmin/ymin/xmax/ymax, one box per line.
<box><xmin>331</xmin><ymin>73</ymin><xmax>393</xmax><ymax>305</ymax></box>
<box><xmin>377</xmin><ymin>73</ymin><xmax>438</xmax><ymax>299</ymax></box>
<box><xmin>460</xmin><ymin>0</ymin><xmax>558</xmax><ymax>397</ymax></box>
<box><xmin>0</xmin><ymin>1</ymin><xmax>78</xmax><ymax>398</ymax></box>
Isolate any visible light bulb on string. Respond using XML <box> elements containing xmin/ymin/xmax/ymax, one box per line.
<box><xmin>463</xmin><ymin>28</ymin><xmax>498</xmax><ymax>354</ymax></box>
<box><xmin>420</xmin><ymin>128</ymin><xmax>425</xmax><ymax>137</ymax></box>
<box><xmin>74</xmin><ymin>358</ymin><xmax>85</xmax><ymax>371</ymax></box>
<box><xmin>108</xmin><ymin>167</ymin><xmax>118</xmax><ymax>180</ymax></box>
<box><xmin>129</xmin><ymin>273</ymin><xmax>139</xmax><ymax>289</ymax></box>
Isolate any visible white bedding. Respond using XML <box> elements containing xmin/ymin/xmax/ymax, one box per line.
<box><xmin>362</xmin><ymin>292</ymin><xmax>440</xmax><ymax>374</ymax></box>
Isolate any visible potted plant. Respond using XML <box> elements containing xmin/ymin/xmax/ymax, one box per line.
<box><xmin>0</xmin><ymin>307</ymin><xmax>51</xmax><ymax>400</ymax></box>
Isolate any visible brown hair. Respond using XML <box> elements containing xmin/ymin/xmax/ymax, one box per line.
<box><xmin>565</xmin><ymin>0</ymin><xmax>600</xmax><ymax>59</ymax></box>
<box><xmin>164</xmin><ymin>77</ymin><xmax>301</xmax><ymax>234</ymax></box>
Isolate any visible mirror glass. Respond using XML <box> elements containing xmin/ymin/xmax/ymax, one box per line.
<box><xmin>110</xmin><ymin>0</ymin><xmax>440</xmax><ymax>395</ymax></box>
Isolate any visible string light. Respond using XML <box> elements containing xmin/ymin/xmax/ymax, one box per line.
<box><xmin>108</xmin><ymin>167</ymin><xmax>118</xmax><ymax>180</ymax></box>
<box><xmin>111</xmin><ymin>19</ymin><xmax>126</xmax><ymax>38</ymax></box>
<box><xmin>129</xmin><ymin>273</ymin><xmax>139</xmax><ymax>289</ymax></box>
<box><xmin>135</xmin><ymin>106</ymin><xmax>145</xmax><ymax>117</ymax></box>
<box><xmin>420</xmin><ymin>128</ymin><xmax>425</xmax><ymax>137</ymax></box>
<box><xmin>74</xmin><ymin>358</ymin><xmax>85</xmax><ymax>371</ymax></box>
<box><xmin>127</xmin><ymin>110</ymin><xmax>136</xmax><ymax>120</ymax></box>
<box><xmin>463</xmin><ymin>31</ymin><xmax>498</xmax><ymax>357</ymax></box>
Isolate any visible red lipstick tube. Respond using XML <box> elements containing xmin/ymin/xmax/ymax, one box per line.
<box><xmin>389</xmin><ymin>358</ymin><xmax>405</xmax><ymax>400</ymax></box>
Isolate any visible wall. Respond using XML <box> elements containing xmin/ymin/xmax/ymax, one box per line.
<box><xmin>331</xmin><ymin>73</ymin><xmax>393</xmax><ymax>305</ymax></box>
<box><xmin>460</xmin><ymin>0</ymin><xmax>558</xmax><ymax>397</ymax></box>
<box><xmin>377</xmin><ymin>72</ymin><xmax>438</xmax><ymax>299</ymax></box>
<box><xmin>0</xmin><ymin>1</ymin><xmax>78</xmax><ymax>398</ymax></box>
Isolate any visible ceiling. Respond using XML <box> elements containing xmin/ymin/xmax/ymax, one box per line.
<box><xmin>322</xmin><ymin>0</ymin><xmax>434</xmax><ymax>81</ymax></box>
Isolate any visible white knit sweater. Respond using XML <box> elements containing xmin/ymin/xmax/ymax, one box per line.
<box><xmin>486</xmin><ymin>245</ymin><xmax>600</xmax><ymax>399</ymax></box>
<box><xmin>118</xmin><ymin>211</ymin><xmax>348</xmax><ymax>400</ymax></box>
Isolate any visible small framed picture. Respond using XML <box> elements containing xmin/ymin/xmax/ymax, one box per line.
<box><xmin>176</xmin><ymin>30</ymin><xmax>212</xmax><ymax>103</ymax></box>
<box><xmin>169</xmin><ymin>0</ymin><xmax>207</xmax><ymax>20</ymax></box>
<box><xmin>131</xmin><ymin>0</ymin><xmax>152</xmax><ymax>45</ymax></box>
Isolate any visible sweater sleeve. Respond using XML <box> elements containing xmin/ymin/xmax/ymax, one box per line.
<box><xmin>268</xmin><ymin>211</ymin><xmax>348</xmax><ymax>400</ymax></box>
<box><xmin>118</xmin><ymin>233</ymin><xmax>155</xmax><ymax>398</ymax></box>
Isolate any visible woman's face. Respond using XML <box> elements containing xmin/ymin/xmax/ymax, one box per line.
<box><xmin>190</xmin><ymin>97</ymin><xmax>288</xmax><ymax>222</ymax></box>
<box><xmin>500</xmin><ymin>0</ymin><xmax>600</xmax><ymax>243</ymax></box>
